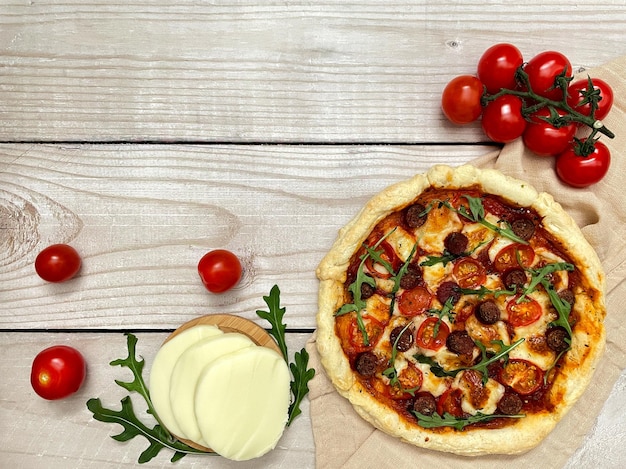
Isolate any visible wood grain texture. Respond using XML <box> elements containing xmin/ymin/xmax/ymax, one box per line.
<box><xmin>1</xmin><ymin>1</ymin><xmax>625</xmax><ymax>142</ymax></box>
<box><xmin>0</xmin><ymin>143</ymin><xmax>493</xmax><ymax>329</ymax></box>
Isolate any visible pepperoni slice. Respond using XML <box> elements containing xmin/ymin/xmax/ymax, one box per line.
<box><xmin>494</xmin><ymin>243</ymin><xmax>535</xmax><ymax>272</ymax></box>
<box><xmin>453</xmin><ymin>257</ymin><xmax>487</xmax><ymax>289</ymax></box>
<box><xmin>507</xmin><ymin>295</ymin><xmax>542</xmax><ymax>327</ymax></box>
<box><xmin>500</xmin><ymin>359</ymin><xmax>544</xmax><ymax>395</ymax></box>
<box><xmin>398</xmin><ymin>286</ymin><xmax>432</xmax><ymax>317</ymax></box>
<box><xmin>416</xmin><ymin>317</ymin><xmax>449</xmax><ymax>351</ymax></box>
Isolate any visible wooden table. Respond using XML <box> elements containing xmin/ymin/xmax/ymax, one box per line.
<box><xmin>2</xmin><ymin>1</ymin><xmax>625</xmax><ymax>467</ymax></box>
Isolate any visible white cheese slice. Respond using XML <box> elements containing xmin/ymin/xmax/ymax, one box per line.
<box><xmin>149</xmin><ymin>325</ymin><xmax>223</xmax><ymax>439</ymax></box>
<box><xmin>169</xmin><ymin>333</ymin><xmax>255</xmax><ymax>445</ymax></box>
<box><xmin>194</xmin><ymin>346</ymin><xmax>291</xmax><ymax>461</ymax></box>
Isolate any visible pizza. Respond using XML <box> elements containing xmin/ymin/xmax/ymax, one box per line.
<box><xmin>315</xmin><ymin>164</ymin><xmax>606</xmax><ymax>455</ymax></box>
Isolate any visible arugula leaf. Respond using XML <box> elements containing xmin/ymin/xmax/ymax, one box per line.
<box><xmin>287</xmin><ymin>348</ymin><xmax>316</xmax><ymax>426</ymax></box>
<box><xmin>414</xmin><ymin>411</ymin><xmax>525</xmax><ymax>430</ymax></box>
<box><xmin>420</xmin><ymin>252</ymin><xmax>458</xmax><ymax>267</ymax></box>
<box><xmin>542</xmin><ymin>278</ymin><xmax>574</xmax><ymax>339</ymax></box>
<box><xmin>86</xmin><ymin>333</ymin><xmax>206</xmax><ymax>464</ymax></box>
<box><xmin>518</xmin><ymin>262</ymin><xmax>575</xmax><ymax>303</ymax></box>
<box><xmin>257</xmin><ymin>285</ymin><xmax>316</xmax><ymax>427</ymax></box>
<box><xmin>458</xmin><ymin>284</ymin><xmax>517</xmax><ymax>299</ymax></box>
<box><xmin>256</xmin><ymin>284</ymin><xmax>288</xmax><ymax>361</ymax></box>
<box><xmin>443</xmin><ymin>196</ymin><xmax>529</xmax><ymax>245</ymax></box>
<box><xmin>86</xmin><ymin>397</ymin><xmax>204</xmax><ymax>463</ymax></box>
<box><xmin>427</xmin><ymin>297</ymin><xmax>455</xmax><ymax>336</ymax></box>
<box><xmin>414</xmin><ymin>354</ymin><xmax>457</xmax><ymax>378</ymax></box>
<box><xmin>382</xmin><ymin>321</ymin><xmax>414</xmax><ymax>386</ymax></box>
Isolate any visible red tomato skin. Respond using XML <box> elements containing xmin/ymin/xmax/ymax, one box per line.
<box><xmin>34</xmin><ymin>244</ymin><xmax>82</xmax><ymax>283</ymax></box>
<box><xmin>522</xmin><ymin>107</ymin><xmax>577</xmax><ymax>157</ymax></box>
<box><xmin>481</xmin><ymin>95</ymin><xmax>527</xmax><ymax>143</ymax></box>
<box><xmin>197</xmin><ymin>249</ymin><xmax>243</xmax><ymax>293</ymax></box>
<box><xmin>441</xmin><ymin>75</ymin><xmax>484</xmax><ymax>125</ymax></box>
<box><xmin>524</xmin><ymin>51</ymin><xmax>572</xmax><ymax>101</ymax></box>
<box><xmin>506</xmin><ymin>295</ymin><xmax>542</xmax><ymax>327</ymax></box>
<box><xmin>477</xmin><ymin>43</ymin><xmax>524</xmax><ymax>94</ymax></box>
<box><xmin>31</xmin><ymin>345</ymin><xmax>87</xmax><ymax>400</ymax></box>
<box><xmin>556</xmin><ymin>140</ymin><xmax>611</xmax><ymax>188</ymax></box>
<box><xmin>500</xmin><ymin>359</ymin><xmax>543</xmax><ymax>395</ymax></box>
<box><xmin>567</xmin><ymin>78</ymin><xmax>614</xmax><ymax>121</ymax></box>
<box><xmin>398</xmin><ymin>286</ymin><xmax>432</xmax><ymax>317</ymax></box>
<box><xmin>415</xmin><ymin>317</ymin><xmax>450</xmax><ymax>351</ymax></box>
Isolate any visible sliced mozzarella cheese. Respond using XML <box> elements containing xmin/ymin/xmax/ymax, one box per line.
<box><xmin>149</xmin><ymin>325</ymin><xmax>223</xmax><ymax>439</ymax></box>
<box><xmin>169</xmin><ymin>333</ymin><xmax>255</xmax><ymax>444</ymax></box>
<box><xmin>386</xmin><ymin>227</ymin><xmax>418</xmax><ymax>262</ymax></box>
<box><xmin>194</xmin><ymin>346</ymin><xmax>291</xmax><ymax>461</ymax></box>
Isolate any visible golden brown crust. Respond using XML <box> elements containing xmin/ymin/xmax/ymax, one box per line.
<box><xmin>316</xmin><ymin>164</ymin><xmax>606</xmax><ymax>456</ymax></box>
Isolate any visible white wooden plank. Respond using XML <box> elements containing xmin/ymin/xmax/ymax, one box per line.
<box><xmin>1</xmin><ymin>1</ymin><xmax>624</xmax><ymax>142</ymax></box>
<box><xmin>0</xmin><ymin>332</ymin><xmax>314</xmax><ymax>468</ymax></box>
<box><xmin>0</xmin><ymin>143</ymin><xmax>494</xmax><ymax>329</ymax></box>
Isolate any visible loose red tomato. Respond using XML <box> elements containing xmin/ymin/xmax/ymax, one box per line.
<box><xmin>453</xmin><ymin>258</ymin><xmax>487</xmax><ymax>289</ymax></box>
<box><xmin>556</xmin><ymin>140</ymin><xmax>611</xmax><ymax>188</ymax></box>
<box><xmin>34</xmin><ymin>244</ymin><xmax>81</xmax><ymax>283</ymax></box>
<box><xmin>477</xmin><ymin>43</ymin><xmax>524</xmax><ymax>94</ymax></box>
<box><xmin>481</xmin><ymin>95</ymin><xmax>527</xmax><ymax>143</ymax></box>
<box><xmin>522</xmin><ymin>107</ymin><xmax>577</xmax><ymax>157</ymax></box>
<box><xmin>348</xmin><ymin>315</ymin><xmax>385</xmax><ymax>353</ymax></box>
<box><xmin>31</xmin><ymin>345</ymin><xmax>87</xmax><ymax>400</ymax></box>
<box><xmin>437</xmin><ymin>388</ymin><xmax>464</xmax><ymax>417</ymax></box>
<box><xmin>500</xmin><ymin>359</ymin><xmax>543</xmax><ymax>395</ymax></box>
<box><xmin>398</xmin><ymin>286</ymin><xmax>432</xmax><ymax>316</ymax></box>
<box><xmin>524</xmin><ymin>51</ymin><xmax>572</xmax><ymax>101</ymax></box>
<box><xmin>567</xmin><ymin>78</ymin><xmax>614</xmax><ymax>122</ymax></box>
<box><xmin>197</xmin><ymin>249</ymin><xmax>242</xmax><ymax>293</ymax></box>
<box><xmin>507</xmin><ymin>295</ymin><xmax>542</xmax><ymax>327</ymax></box>
<box><xmin>493</xmin><ymin>243</ymin><xmax>535</xmax><ymax>272</ymax></box>
<box><xmin>416</xmin><ymin>317</ymin><xmax>449</xmax><ymax>351</ymax></box>
<box><xmin>441</xmin><ymin>75</ymin><xmax>484</xmax><ymax>125</ymax></box>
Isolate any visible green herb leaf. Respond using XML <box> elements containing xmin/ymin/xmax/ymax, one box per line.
<box><xmin>86</xmin><ymin>397</ymin><xmax>204</xmax><ymax>463</ymax></box>
<box><xmin>420</xmin><ymin>252</ymin><xmax>458</xmax><ymax>267</ymax></box>
<box><xmin>414</xmin><ymin>411</ymin><xmax>525</xmax><ymax>430</ymax></box>
<box><xmin>287</xmin><ymin>348</ymin><xmax>316</xmax><ymax>426</ymax></box>
<box><xmin>86</xmin><ymin>333</ymin><xmax>206</xmax><ymax>464</ymax></box>
<box><xmin>542</xmin><ymin>278</ymin><xmax>574</xmax><ymax>339</ymax></box>
<box><xmin>256</xmin><ymin>285</ymin><xmax>289</xmax><ymax>361</ymax></box>
<box><xmin>519</xmin><ymin>262</ymin><xmax>575</xmax><ymax>303</ymax></box>
<box><xmin>458</xmin><ymin>285</ymin><xmax>517</xmax><ymax>299</ymax></box>
<box><xmin>257</xmin><ymin>285</ymin><xmax>315</xmax><ymax>427</ymax></box>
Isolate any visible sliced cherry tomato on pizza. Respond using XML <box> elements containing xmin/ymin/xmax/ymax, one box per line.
<box><xmin>365</xmin><ymin>240</ymin><xmax>400</xmax><ymax>279</ymax></box>
<box><xmin>493</xmin><ymin>243</ymin><xmax>535</xmax><ymax>272</ymax></box>
<box><xmin>437</xmin><ymin>388</ymin><xmax>464</xmax><ymax>417</ymax></box>
<box><xmin>453</xmin><ymin>257</ymin><xmax>487</xmax><ymax>289</ymax></box>
<box><xmin>500</xmin><ymin>359</ymin><xmax>544</xmax><ymax>395</ymax></box>
<box><xmin>415</xmin><ymin>317</ymin><xmax>449</xmax><ymax>351</ymax></box>
<box><xmin>387</xmin><ymin>363</ymin><xmax>424</xmax><ymax>400</ymax></box>
<box><xmin>348</xmin><ymin>315</ymin><xmax>385</xmax><ymax>353</ymax></box>
<box><xmin>506</xmin><ymin>295</ymin><xmax>542</xmax><ymax>327</ymax></box>
<box><xmin>398</xmin><ymin>286</ymin><xmax>432</xmax><ymax>317</ymax></box>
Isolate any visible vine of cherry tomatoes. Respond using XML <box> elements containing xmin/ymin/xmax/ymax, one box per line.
<box><xmin>441</xmin><ymin>43</ymin><xmax>615</xmax><ymax>188</ymax></box>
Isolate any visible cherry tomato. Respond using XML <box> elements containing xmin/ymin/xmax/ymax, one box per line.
<box><xmin>507</xmin><ymin>295</ymin><xmax>542</xmax><ymax>327</ymax></box>
<box><xmin>365</xmin><ymin>241</ymin><xmax>400</xmax><ymax>279</ymax></box>
<box><xmin>524</xmin><ymin>51</ymin><xmax>572</xmax><ymax>101</ymax></box>
<box><xmin>556</xmin><ymin>140</ymin><xmax>611</xmax><ymax>188</ymax></box>
<box><xmin>481</xmin><ymin>95</ymin><xmax>526</xmax><ymax>143</ymax></box>
<box><xmin>453</xmin><ymin>258</ymin><xmax>487</xmax><ymax>289</ymax></box>
<box><xmin>437</xmin><ymin>388</ymin><xmax>464</xmax><ymax>417</ymax></box>
<box><xmin>386</xmin><ymin>363</ymin><xmax>424</xmax><ymax>400</ymax></box>
<box><xmin>31</xmin><ymin>345</ymin><xmax>87</xmax><ymax>400</ymax></box>
<box><xmin>477</xmin><ymin>43</ymin><xmax>524</xmax><ymax>94</ymax></box>
<box><xmin>522</xmin><ymin>107</ymin><xmax>577</xmax><ymax>157</ymax></box>
<box><xmin>197</xmin><ymin>249</ymin><xmax>242</xmax><ymax>293</ymax></box>
<box><xmin>500</xmin><ymin>359</ymin><xmax>543</xmax><ymax>395</ymax></box>
<box><xmin>398</xmin><ymin>286</ymin><xmax>432</xmax><ymax>317</ymax></box>
<box><xmin>493</xmin><ymin>243</ymin><xmax>535</xmax><ymax>272</ymax></box>
<box><xmin>348</xmin><ymin>315</ymin><xmax>385</xmax><ymax>353</ymax></box>
<box><xmin>441</xmin><ymin>75</ymin><xmax>484</xmax><ymax>125</ymax></box>
<box><xmin>567</xmin><ymin>78</ymin><xmax>614</xmax><ymax>122</ymax></box>
<box><xmin>34</xmin><ymin>244</ymin><xmax>82</xmax><ymax>283</ymax></box>
<box><xmin>416</xmin><ymin>317</ymin><xmax>449</xmax><ymax>351</ymax></box>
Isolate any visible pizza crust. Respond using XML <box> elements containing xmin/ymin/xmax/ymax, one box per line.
<box><xmin>316</xmin><ymin>164</ymin><xmax>606</xmax><ymax>455</ymax></box>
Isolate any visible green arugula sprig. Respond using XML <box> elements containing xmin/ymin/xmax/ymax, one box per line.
<box><xmin>382</xmin><ymin>321</ymin><xmax>414</xmax><ymax>390</ymax></box>
<box><xmin>86</xmin><ymin>334</ymin><xmax>208</xmax><ymax>464</ymax></box>
<box><xmin>427</xmin><ymin>297</ymin><xmax>456</xmax><ymax>336</ymax></box>
<box><xmin>415</xmin><ymin>338</ymin><xmax>525</xmax><ymax>384</ymax></box>
<box><xmin>518</xmin><ymin>262</ymin><xmax>575</xmax><ymax>303</ymax></box>
<box><xmin>257</xmin><ymin>285</ymin><xmax>316</xmax><ymax>426</ymax></box>
<box><xmin>414</xmin><ymin>410</ymin><xmax>525</xmax><ymax>430</ymax></box>
<box><xmin>458</xmin><ymin>284</ymin><xmax>517</xmax><ymax>299</ymax></box>
<box><xmin>442</xmin><ymin>196</ymin><xmax>529</xmax><ymax>245</ymax></box>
